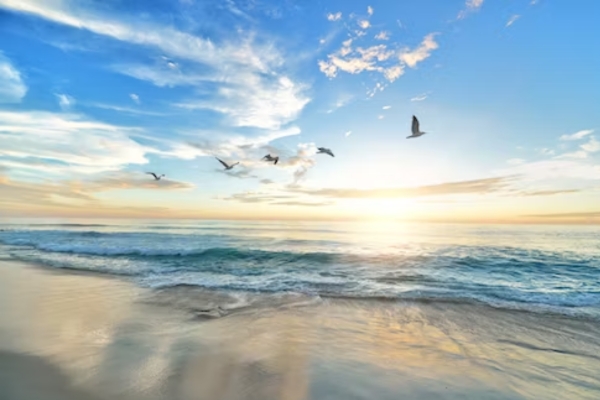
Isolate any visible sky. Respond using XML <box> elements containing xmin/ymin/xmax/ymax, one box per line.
<box><xmin>0</xmin><ymin>0</ymin><xmax>599</xmax><ymax>224</ymax></box>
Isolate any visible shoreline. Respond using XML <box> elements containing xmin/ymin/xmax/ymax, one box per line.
<box><xmin>1</xmin><ymin>258</ymin><xmax>600</xmax><ymax>399</ymax></box>
<box><xmin>3</xmin><ymin>251</ymin><xmax>599</xmax><ymax>323</ymax></box>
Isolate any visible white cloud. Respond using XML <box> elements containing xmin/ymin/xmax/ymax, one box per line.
<box><xmin>175</xmin><ymin>76</ymin><xmax>309</xmax><ymax>130</ymax></box>
<box><xmin>358</xmin><ymin>20</ymin><xmax>370</xmax><ymax>29</ymax></box>
<box><xmin>367</xmin><ymin>6</ymin><xmax>374</xmax><ymax>16</ymax></box>
<box><xmin>410</xmin><ymin>93</ymin><xmax>429</xmax><ymax>102</ymax></box>
<box><xmin>378</xmin><ymin>115</ymin><xmax>384</xmax><ymax>120</ymax></box>
<box><xmin>327</xmin><ymin>12</ymin><xmax>342</xmax><ymax>21</ymax></box>
<box><xmin>538</xmin><ymin>148</ymin><xmax>555</xmax><ymax>156</ymax></box>
<box><xmin>345</xmin><ymin>130</ymin><xmax>352</xmax><ymax>137</ymax></box>
<box><xmin>499</xmin><ymin>158</ymin><xmax>600</xmax><ymax>182</ymax></box>
<box><xmin>326</xmin><ymin>94</ymin><xmax>354</xmax><ymax>114</ymax></box>
<box><xmin>506</xmin><ymin>14</ymin><xmax>520</xmax><ymax>27</ymax></box>
<box><xmin>319</xmin><ymin>31</ymin><xmax>436</xmax><ymax>84</ymax></box>
<box><xmin>399</xmin><ymin>33</ymin><xmax>439</xmax><ymax>68</ymax></box>
<box><xmin>457</xmin><ymin>0</ymin><xmax>484</xmax><ymax>19</ymax></box>
<box><xmin>375</xmin><ymin>31</ymin><xmax>390</xmax><ymax>40</ymax></box>
<box><xmin>0</xmin><ymin>110</ymin><xmax>150</xmax><ymax>175</ymax></box>
<box><xmin>382</xmin><ymin>105</ymin><xmax>391</xmax><ymax>110</ymax></box>
<box><xmin>507</xmin><ymin>158</ymin><xmax>525</xmax><ymax>165</ymax></box>
<box><xmin>55</xmin><ymin>93</ymin><xmax>75</xmax><ymax>110</ymax></box>
<box><xmin>559</xmin><ymin>150</ymin><xmax>588</xmax><ymax>159</ymax></box>
<box><xmin>0</xmin><ymin>0</ymin><xmax>309</xmax><ymax>131</ymax></box>
<box><xmin>0</xmin><ymin>52</ymin><xmax>27</xmax><ymax>103</ymax></box>
<box><xmin>130</xmin><ymin>93</ymin><xmax>140</xmax><ymax>104</ymax></box>
<box><xmin>581</xmin><ymin>136</ymin><xmax>600</xmax><ymax>153</ymax></box>
<box><xmin>318</xmin><ymin>13</ymin><xmax>438</xmax><ymax>87</ymax></box>
<box><xmin>560</xmin><ymin>129</ymin><xmax>594</xmax><ymax>141</ymax></box>
<box><xmin>88</xmin><ymin>103</ymin><xmax>166</xmax><ymax>116</ymax></box>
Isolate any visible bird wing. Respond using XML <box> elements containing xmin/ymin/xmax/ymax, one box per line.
<box><xmin>216</xmin><ymin>157</ymin><xmax>229</xmax><ymax>168</ymax></box>
<box><xmin>274</xmin><ymin>157</ymin><xmax>279</xmax><ymax>165</ymax></box>
<box><xmin>328</xmin><ymin>150</ymin><xmax>335</xmax><ymax>157</ymax></box>
<box><xmin>261</xmin><ymin>155</ymin><xmax>270</xmax><ymax>160</ymax></box>
<box><xmin>412</xmin><ymin>115</ymin><xmax>420</xmax><ymax>135</ymax></box>
<box><xmin>146</xmin><ymin>172</ymin><xmax>158</xmax><ymax>179</ymax></box>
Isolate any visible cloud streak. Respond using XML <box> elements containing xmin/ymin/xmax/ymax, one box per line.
<box><xmin>457</xmin><ymin>0</ymin><xmax>484</xmax><ymax>20</ymax></box>
<box><xmin>0</xmin><ymin>0</ymin><xmax>310</xmax><ymax>131</ymax></box>
<box><xmin>0</xmin><ymin>52</ymin><xmax>27</xmax><ymax>103</ymax></box>
<box><xmin>560</xmin><ymin>129</ymin><xmax>594</xmax><ymax>141</ymax></box>
<box><xmin>293</xmin><ymin>176</ymin><xmax>513</xmax><ymax>199</ymax></box>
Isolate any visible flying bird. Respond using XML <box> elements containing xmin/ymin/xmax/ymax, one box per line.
<box><xmin>261</xmin><ymin>154</ymin><xmax>279</xmax><ymax>165</ymax></box>
<box><xmin>317</xmin><ymin>147</ymin><xmax>334</xmax><ymax>157</ymax></box>
<box><xmin>216</xmin><ymin>157</ymin><xmax>239</xmax><ymax>170</ymax></box>
<box><xmin>407</xmin><ymin>115</ymin><xmax>426</xmax><ymax>139</ymax></box>
<box><xmin>146</xmin><ymin>172</ymin><xmax>165</xmax><ymax>180</ymax></box>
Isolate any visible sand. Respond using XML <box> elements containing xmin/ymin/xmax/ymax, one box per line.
<box><xmin>1</xmin><ymin>259</ymin><xmax>600</xmax><ymax>400</ymax></box>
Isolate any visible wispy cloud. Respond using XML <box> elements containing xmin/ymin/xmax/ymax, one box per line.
<box><xmin>327</xmin><ymin>12</ymin><xmax>342</xmax><ymax>21</ymax></box>
<box><xmin>382</xmin><ymin>105</ymin><xmax>391</xmax><ymax>110</ymax></box>
<box><xmin>0</xmin><ymin>110</ymin><xmax>152</xmax><ymax>175</ymax></box>
<box><xmin>326</xmin><ymin>94</ymin><xmax>354</xmax><ymax>113</ymax></box>
<box><xmin>358</xmin><ymin>20</ymin><xmax>370</xmax><ymax>29</ymax></box>
<box><xmin>410</xmin><ymin>92</ymin><xmax>430</xmax><ymax>102</ymax></box>
<box><xmin>581</xmin><ymin>136</ymin><xmax>600</xmax><ymax>152</ymax></box>
<box><xmin>375</xmin><ymin>31</ymin><xmax>390</xmax><ymax>40</ymax></box>
<box><xmin>223</xmin><ymin>191</ymin><xmax>333</xmax><ymax>207</ymax></box>
<box><xmin>519</xmin><ymin>189</ymin><xmax>582</xmax><ymax>197</ymax></box>
<box><xmin>557</xmin><ymin>136</ymin><xmax>600</xmax><ymax>159</ymax></box>
<box><xmin>399</xmin><ymin>33</ymin><xmax>439</xmax><ymax>68</ymax></box>
<box><xmin>367</xmin><ymin>6</ymin><xmax>374</xmax><ymax>16</ymax></box>
<box><xmin>506</xmin><ymin>14</ymin><xmax>521</xmax><ymax>27</ymax></box>
<box><xmin>130</xmin><ymin>93</ymin><xmax>140</xmax><ymax>104</ymax></box>
<box><xmin>537</xmin><ymin>148</ymin><xmax>555</xmax><ymax>156</ymax></box>
<box><xmin>345</xmin><ymin>131</ymin><xmax>352</xmax><ymax>137</ymax></box>
<box><xmin>0</xmin><ymin>169</ymin><xmax>193</xmax><ymax>213</ymax></box>
<box><xmin>523</xmin><ymin>211</ymin><xmax>600</xmax><ymax>219</ymax></box>
<box><xmin>457</xmin><ymin>0</ymin><xmax>484</xmax><ymax>20</ymax></box>
<box><xmin>0</xmin><ymin>0</ymin><xmax>310</xmax><ymax>131</ymax></box>
<box><xmin>55</xmin><ymin>93</ymin><xmax>75</xmax><ymax>110</ymax></box>
<box><xmin>319</xmin><ymin>32</ymin><xmax>439</xmax><ymax>84</ymax></box>
<box><xmin>292</xmin><ymin>176</ymin><xmax>513</xmax><ymax>199</ymax></box>
<box><xmin>560</xmin><ymin>129</ymin><xmax>594</xmax><ymax>141</ymax></box>
<box><xmin>0</xmin><ymin>52</ymin><xmax>27</xmax><ymax>103</ymax></box>
<box><xmin>87</xmin><ymin>103</ymin><xmax>167</xmax><ymax>116</ymax></box>
<box><xmin>506</xmin><ymin>158</ymin><xmax>525</xmax><ymax>165</ymax></box>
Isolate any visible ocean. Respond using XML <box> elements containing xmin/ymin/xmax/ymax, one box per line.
<box><xmin>1</xmin><ymin>220</ymin><xmax>599</xmax><ymax>319</ymax></box>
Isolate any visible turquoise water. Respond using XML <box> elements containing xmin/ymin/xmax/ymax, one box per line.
<box><xmin>1</xmin><ymin>220</ymin><xmax>599</xmax><ymax>318</ymax></box>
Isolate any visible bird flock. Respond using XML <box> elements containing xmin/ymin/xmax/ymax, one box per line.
<box><xmin>146</xmin><ymin>115</ymin><xmax>427</xmax><ymax>179</ymax></box>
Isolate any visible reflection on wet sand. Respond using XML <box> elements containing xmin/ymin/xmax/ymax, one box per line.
<box><xmin>1</xmin><ymin>261</ymin><xmax>600</xmax><ymax>400</ymax></box>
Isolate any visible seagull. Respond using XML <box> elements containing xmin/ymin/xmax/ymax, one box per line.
<box><xmin>146</xmin><ymin>172</ymin><xmax>165</xmax><ymax>180</ymax></box>
<box><xmin>407</xmin><ymin>115</ymin><xmax>426</xmax><ymax>139</ymax></box>
<box><xmin>261</xmin><ymin>154</ymin><xmax>279</xmax><ymax>165</ymax></box>
<box><xmin>317</xmin><ymin>147</ymin><xmax>334</xmax><ymax>157</ymax></box>
<box><xmin>216</xmin><ymin>157</ymin><xmax>239</xmax><ymax>170</ymax></box>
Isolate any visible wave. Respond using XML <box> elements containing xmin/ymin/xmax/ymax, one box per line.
<box><xmin>2</xmin><ymin>225</ymin><xmax>599</xmax><ymax>320</ymax></box>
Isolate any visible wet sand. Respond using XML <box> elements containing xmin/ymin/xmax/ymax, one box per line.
<box><xmin>1</xmin><ymin>259</ymin><xmax>600</xmax><ymax>400</ymax></box>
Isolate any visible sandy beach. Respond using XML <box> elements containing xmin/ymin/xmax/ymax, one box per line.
<box><xmin>1</xmin><ymin>258</ymin><xmax>599</xmax><ymax>400</ymax></box>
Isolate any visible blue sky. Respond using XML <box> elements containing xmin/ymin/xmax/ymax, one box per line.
<box><xmin>1</xmin><ymin>0</ymin><xmax>599</xmax><ymax>223</ymax></box>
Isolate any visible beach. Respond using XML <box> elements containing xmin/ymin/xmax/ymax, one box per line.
<box><xmin>1</xmin><ymin>257</ymin><xmax>600</xmax><ymax>400</ymax></box>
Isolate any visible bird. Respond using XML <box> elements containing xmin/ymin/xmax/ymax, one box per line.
<box><xmin>317</xmin><ymin>147</ymin><xmax>334</xmax><ymax>157</ymax></box>
<box><xmin>407</xmin><ymin>115</ymin><xmax>426</xmax><ymax>139</ymax></box>
<box><xmin>261</xmin><ymin>154</ymin><xmax>279</xmax><ymax>165</ymax></box>
<box><xmin>216</xmin><ymin>157</ymin><xmax>239</xmax><ymax>170</ymax></box>
<box><xmin>146</xmin><ymin>172</ymin><xmax>165</xmax><ymax>180</ymax></box>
